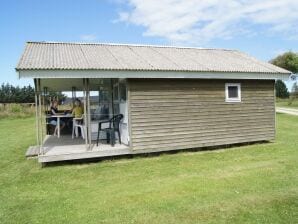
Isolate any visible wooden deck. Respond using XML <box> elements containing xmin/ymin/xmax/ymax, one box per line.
<box><xmin>37</xmin><ymin>135</ymin><xmax>131</xmax><ymax>163</ymax></box>
<box><xmin>25</xmin><ymin>146</ymin><xmax>39</xmax><ymax>157</ymax></box>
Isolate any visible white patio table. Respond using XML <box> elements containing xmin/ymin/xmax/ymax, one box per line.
<box><xmin>50</xmin><ymin>114</ymin><xmax>73</xmax><ymax>138</ymax></box>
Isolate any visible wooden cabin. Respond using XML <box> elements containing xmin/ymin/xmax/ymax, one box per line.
<box><xmin>16</xmin><ymin>42</ymin><xmax>290</xmax><ymax>164</ymax></box>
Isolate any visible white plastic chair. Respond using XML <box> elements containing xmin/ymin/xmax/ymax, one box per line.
<box><xmin>72</xmin><ymin>116</ymin><xmax>86</xmax><ymax>139</ymax></box>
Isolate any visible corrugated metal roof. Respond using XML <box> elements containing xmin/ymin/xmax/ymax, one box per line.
<box><xmin>16</xmin><ymin>41</ymin><xmax>290</xmax><ymax>74</ymax></box>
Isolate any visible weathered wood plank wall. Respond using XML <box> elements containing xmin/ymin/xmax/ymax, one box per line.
<box><xmin>128</xmin><ymin>79</ymin><xmax>275</xmax><ymax>151</ymax></box>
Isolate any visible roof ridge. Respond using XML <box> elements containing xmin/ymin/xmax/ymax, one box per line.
<box><xmin>26</xmin><ymin>41</ymin><xmax>236</xmax><ymax>51</ymax></box>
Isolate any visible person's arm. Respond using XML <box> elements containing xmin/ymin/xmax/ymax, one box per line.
<box><xmin>72</xmin><ymin>108</ymin><xmax>75</xmax><ymax>116</ymax></box>
<box><xmin>51</xmin><ymin>108</ymin><xmax>57</xmax><ymax>115</ymax></box>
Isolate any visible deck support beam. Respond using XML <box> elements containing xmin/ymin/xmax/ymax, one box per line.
<box><xmin>35</xmin><ymin>78</ymin><xmax>44</xmax><ymax>155</ymax></box>
<box><xmin>34</xmin><ymin>79</ymin><xmax>40</xmax><ymax>148</ymax></box>
<box><xmin>86</xmin><ymin>78</ymin><xmax>92</xmax><ymax>150</ymax></box>
<box><xmin>83</xmin><ymin>78</ymin><xmax>91</xmax><ymax>151</ymax></box>
<box><xmin>38</xmin><ymin>79</ymin><xmax>45</xmax><ymax>155</ymax></box>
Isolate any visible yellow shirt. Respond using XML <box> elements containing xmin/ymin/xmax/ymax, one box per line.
<box><xmin>72</xmin><ymin>106</ymin><xmax>84</xmax><ymax>118</ymax></box>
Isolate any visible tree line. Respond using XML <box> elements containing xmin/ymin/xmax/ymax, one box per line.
<box><xmin>0</xmin><ymin>83</ymin><xmax>35</xmax><ymax>103</ymax></box>
<box><xmin>0</xmin><ymin>83</ymin><xmax>66</xmax><ymax>104</ymax></box>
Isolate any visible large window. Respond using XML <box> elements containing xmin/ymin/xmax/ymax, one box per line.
<box><xmin>225</xmin><ymin>83</ymin><xmax>241</xmax><ymax>102</ymax></box>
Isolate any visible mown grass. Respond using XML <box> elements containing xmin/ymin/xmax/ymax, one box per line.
<box><xmin>0</xmin><ymin>114</ymin><xmax>297</xmax><ymax>223</ymax></box>
<box><xmin>276</xmin><ymin>98</ymin><xmax>298</xmax><ymax>108</ymax></box>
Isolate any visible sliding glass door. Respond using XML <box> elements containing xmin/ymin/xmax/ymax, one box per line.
<box><xmin>89</xmin><ymin>78</ymin><xmax>129</xmax><ymax>145</ymax></box>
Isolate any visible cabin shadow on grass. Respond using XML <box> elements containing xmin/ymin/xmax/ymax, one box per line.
<box><xmin>42</xmin><ymin>140</ymin><xmax>270</xmax><ymax>168</ymax></box>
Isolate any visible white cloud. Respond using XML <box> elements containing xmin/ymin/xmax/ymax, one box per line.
<box><xmin>80</xmin><ymin>34</ymin><xmax>97</xmax><ymax>41</ymax></box>
<box><xmin>117</xmin><ymin>0</ymin><xmax>298</xmax><ymax>45</ymax></box>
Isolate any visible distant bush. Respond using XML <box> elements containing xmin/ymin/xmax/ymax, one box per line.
<box><xmin>275</xmin><ymin>80</ymin><xmax>289</xmax><ymax>98</ymax></box>
<box><xmin>10</xmin><ymin>104</ymin><xmax>22</xmax><ymax>113</ymax></box>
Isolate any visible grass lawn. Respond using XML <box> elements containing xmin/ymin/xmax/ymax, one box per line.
<box><xmin>276</xmin><ymin>98</ymin><xmax>298</xmax><ymax>108</ymax></box>
<box><xmin>0</xmin><ymin>114</ymin><xmax>297</xmax><ymax>224</ymax></box>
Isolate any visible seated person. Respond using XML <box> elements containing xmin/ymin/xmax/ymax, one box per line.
<box><xmin>49</xmin><ymin>100</ymin><xmax>65</xmax><ymax>135</ymax></box>
<box><xmin>72</xmin><ymin>99</ymin><xmax>84</xmax><ymax>118</ymax></box>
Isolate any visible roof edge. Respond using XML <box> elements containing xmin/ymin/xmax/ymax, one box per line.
<box><xmin>17</xmin><ymin>69</ymin><xmax>291</xmax><ymax>81</ymax></box>
<box><xmin>15</xmin><ymin>67</ymin><xmax>292</xmax><ymax>75</ymax></box>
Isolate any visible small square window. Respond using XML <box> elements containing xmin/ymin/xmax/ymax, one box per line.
<box><xmin>225</xmin><ymin>83</ymin><xmax>241</xmax><ymax>102</ymax></box>
<box><xmin>228</xmin><ymin>86</ymin><xmax>238</xmax><ymax>98</ymax></box>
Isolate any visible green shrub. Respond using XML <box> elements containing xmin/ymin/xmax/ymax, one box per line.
<box><xmin>0</xmin><ymin>103</ymin><xmax>35</xmax><ymax>119</ymax></box>
<box><xmin>10</xmin><ymin>104</ymin><xmax>22</xmax><ymax>113</ymax></box>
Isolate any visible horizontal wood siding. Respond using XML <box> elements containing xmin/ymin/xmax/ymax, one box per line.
<box><xmin>128</xmin><ymin>79</ymin><xmax>275</xmax><ymax>151</ymax></box>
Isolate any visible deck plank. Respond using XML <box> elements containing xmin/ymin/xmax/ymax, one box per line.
<box><xmin>25</xmin><ymin>146</ymin><xmax>39</xmax><ymax>157</ymax></box>
<box><xmin>39</xmin><ymin>135</ymin><xmax>131</xmax><ymax>163</ymax></box>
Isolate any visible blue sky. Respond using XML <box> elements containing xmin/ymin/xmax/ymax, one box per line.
<box><xmin>1</xmin><ymin>0</ymin><xmax>297</xmax><ymax>90</ymax></box>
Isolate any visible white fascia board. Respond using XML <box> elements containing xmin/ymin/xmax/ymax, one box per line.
<box><xmin>18</xmin><ymin>69</ymin><xmax>290</xmax><ymax>80</ymax></box>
